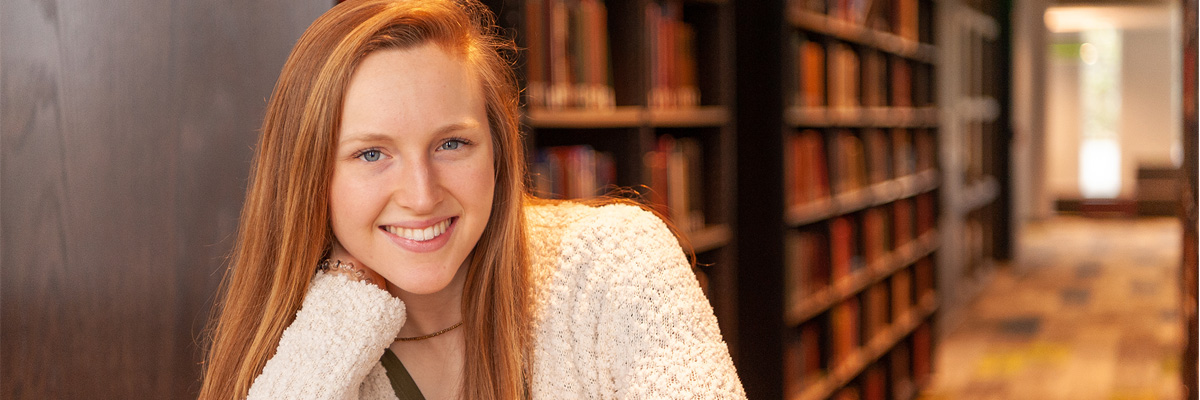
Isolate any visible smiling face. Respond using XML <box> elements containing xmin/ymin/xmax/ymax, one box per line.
<box><xmin>330</xmin><ymin>43</ymin><xmax>494</xmax><ymax>297</ymax></box>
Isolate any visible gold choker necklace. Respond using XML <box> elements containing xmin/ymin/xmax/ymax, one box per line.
<box><xmin>396</xmin><ymin>321</ymin><xmax>463</xmax><ymax>342</ymax></box>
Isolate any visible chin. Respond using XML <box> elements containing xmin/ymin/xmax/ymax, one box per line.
<box><xmin>383</xmin><ymin>269</ymin><xmax>461</xmax><ymax>296</ymax></box>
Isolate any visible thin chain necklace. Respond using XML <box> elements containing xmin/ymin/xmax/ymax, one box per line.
<box><xmin>395</xmin><ymin>321</ymin><xmax>463</xmax><ymax>342</ymax></box>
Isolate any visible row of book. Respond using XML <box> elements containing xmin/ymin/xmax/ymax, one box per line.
<box><xmin>531</xmin><ymin>145</ymin><xmax>617</xmax><ymax>200</ymax></box>
<box><xmin>645</xmin><ymin>135</ymin><xmax>707</xmax><ymax>233</ymax></box>
<box><xmin>525</xmin><ymin>0</ymin><xmax>616</xmax><ymax>109</ymax></box>
<box><xmin>525</xmin><ymin>0</ymin><xmax>705</xmax><ymax>110</ymax></box>
<box><xmin>794</xmin><ymin>36</ymin><xmax>925</xmax><ymax>109</ymax></box>
<box><xmin>784</xmin><ymin>302</ymin><xmax>934</xmax><ymax>398</ymax></box>
<box><xmin>532</xmin><ymin>135</ymin><xmax>708</xmax><ymax>233</ymax></box>
<box><xmin>787</xmin><ymin>128</ymin><xmax>937</xmax><ymax>208</ymax></box>
<box><xmin>646</xmin><ymin>1</ymin><xmax>702</xmax><ymax>109</ymax></box>
<box><xmin>792</xmin><ymin>0</ymin><xmax>921</xmax><ymax>42</ymax></box>
<box><xmin>784</xmin><ymin>199</ymin><xmax>936</xmax><ymax>303</ymax></box>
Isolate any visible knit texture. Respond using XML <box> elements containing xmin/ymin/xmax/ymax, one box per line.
<box><xmin>247</xmin><ymin>202</ymin><xmax>746</xmax><ymax>399</ymax></box>
<box><xmin>248</xmin><ymin>273</ymin><xmax>407</xmax><ymax>399</ymax></box>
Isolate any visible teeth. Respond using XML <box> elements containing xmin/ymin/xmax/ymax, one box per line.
<box><xmin>387</xmin><ymin>219</ymin><xmax>450</xmax><ymax>242</ymax></box>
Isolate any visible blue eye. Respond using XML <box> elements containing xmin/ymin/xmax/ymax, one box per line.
<box><xmin>358</xmin><ymin>150</ymin><xmax>382</xmax><ymax>162</ymax></box>
<box><xmin>440</xmin><ymin>139</ymin><xmax>467</xmax><ymax>151</ymax></box>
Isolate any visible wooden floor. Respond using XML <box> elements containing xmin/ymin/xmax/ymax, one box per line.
<box><xmin>921</xmin><ymin>216</ymin><xmax>1185</xmax><ymax>400</ymax></box>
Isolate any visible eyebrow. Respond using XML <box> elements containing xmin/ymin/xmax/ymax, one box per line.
<box><xmin>339</xmin><ymin>120</ymin><xmax>482</xmax><ymax>145</ymax></box>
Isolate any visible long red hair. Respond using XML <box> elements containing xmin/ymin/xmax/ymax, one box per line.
<box><xmin>199</xmin><ymin>1</ymin><xmax>529</xmax><ymax>398</ymax></box>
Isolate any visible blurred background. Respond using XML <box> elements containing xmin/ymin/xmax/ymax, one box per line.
<box><xmin>2</xmin><ymin>0</ymin><xmax>1196</xmax><ymax>398</ymax></box>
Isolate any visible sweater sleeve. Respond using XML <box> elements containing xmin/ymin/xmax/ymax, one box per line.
<box><xmin>247</xmin><ymin>272</ymin><xmax>406</xmax><ymax>400</ymax></box>
<box><xmin>570</xmin><ymin>205</ymin><xmax>747</xmax><ymax>399</ymax></box>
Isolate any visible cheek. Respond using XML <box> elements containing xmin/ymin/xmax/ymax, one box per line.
<box><xmin>329</xmin><ymin>170</ymin><xmax>379</xmax><ymax>235</ymax></box>
<box><xmin>459</xmin><ymin>156</ymin><xmax>496</xmax><ymax>211</ymax></box>
<box><xmin>445</xmin><ymin>148</ymin><xmax>497</xmax><ymax>215</ymax></box>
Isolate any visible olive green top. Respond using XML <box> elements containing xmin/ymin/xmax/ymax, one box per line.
<box><xmin>380</xmin><ymin>349</ymin><xmax>425</xmax><ymax>400</ymax></box>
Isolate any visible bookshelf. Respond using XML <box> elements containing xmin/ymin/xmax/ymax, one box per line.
<box><xmin>934</xmin><ymin>0</ymin><xmax>1007</xmax><ymax>333</ymax></box>
<box><xmin>483</xmin><ymin>0</ymin><xmax>740</xmax><ymax>352</ymax></box>
<box><xmin>736</xmin><ymin>0</ymin><xmax>943</xmax><ymax>398</ymax></box>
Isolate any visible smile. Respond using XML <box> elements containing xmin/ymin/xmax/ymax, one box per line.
<box><xmin>384</xmin><ymin>218</ymin><xmax>453</xmax><ymax>242</ymax></box>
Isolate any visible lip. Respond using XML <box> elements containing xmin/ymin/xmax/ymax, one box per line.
<box><xmin>380</xmin><ymin>217</ymin><xmax>456</xmax><ymax>253</ymax></box>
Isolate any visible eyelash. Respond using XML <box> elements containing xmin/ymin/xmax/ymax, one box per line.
<box><xmin>439</xmin><ymin>137</ymin><xmax>473</xmax><ymax>150</ymax></box>
<box><xmin>352</xmin><ymin>148</ymin><xmax>384</xmax><ymax>162</ymax></box>
<box><xmin>349</xmin><ymin>138</ymin><xmax>472</xmax><ymax>162</ymax></box>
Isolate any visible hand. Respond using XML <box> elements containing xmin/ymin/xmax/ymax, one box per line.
<box><xmin>323</xmin><ymin>242</ymin><xmax>388</xmax><ymax>291</ymax></box>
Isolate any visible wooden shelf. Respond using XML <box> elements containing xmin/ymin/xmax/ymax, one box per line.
<box><xmin>785</xmin><ymin>230</ymin><xmax>939</xmax><ymax>326</ymax></box>
<box><xmin>647</xmin><ymin>106</ymin><xmax>731</xmax><ymax>127</ymax></box>
<box><xmin>526</xmin><ymin>106</ymin><xmax>731</xmax><ymax>129</ymax></box>
<box><xmin>685</xmin><ymin>224</ymin><xmax>733</xmax><ymax>253</ymax></box>
<box><xmin>786</xmin><ymin>8</ymin><xmax>936</xmax><ymax>64</ymax></box>
<box><xmin>786</xmin><ymin>107</ymin><xmax>938</xmax><ymax>128</ymax></box>
<box><xmin>787</xmin><ymin>170</ymin><xmax>939</xmax><ymax>227</ymax></box>
<box><xmin>526</xmin><ymin>106</ymin><xmax>643</xmax><ymax>128</ymax></box>
<box><xmin>792</xmin><ymin>294</ymin><xmax>939</xmax><ymax>400</ymax></box>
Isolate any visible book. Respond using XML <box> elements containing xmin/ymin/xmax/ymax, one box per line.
<box><xmin>835</xmin><ymin>130</ymin><xmax>867</xmax><ymax>194</ymax></box>
<box><xmin>526</xmin><ymin>0</ymin><xmax>616</xmax><ymax>109</ymax></box>
<box><xmin>915</xmin><ymin>192</ymin><xmax>935</xmax><ymax>235</ymax></box>
<box><xmin>861</xmin><ymin>50</ymin><xmax>887</xmax><ymax>107</ymax></box>
<box><xmin>892</xmin><ymin>198</ymin><xmax>913</xmax><ymax>246</ymax></box>
<box><xmin>646</xmin><ymin>1</ymin><xmax>700</xmax><ymax>109</ymax></box>
<box><xmin>912</xmin><ymin>323</ymin><xmax>933</xmax><ymax>385</ymax></box>
<box><xmin>861</xmin><ymin>207</ymin><xmax>888</xmax><ymax>265</ymax></box>
<box><xmin>914</xmin><ymin>128</ymin><xmax>936</xmax><ymax>171</ymax></box>
<box><xmin>862</xmin><ymin>363</ymin><xmax>887</xmax><ymax>400</ymax></box>
<box><xmin>786</xmin><ymin>230</ymin><xmax>831</xmax><ymax>305</ymax></box>
<box><xmin>644</xmin><ymin>135</ymin><xmax>706</xmax><ymax>232</ymax></box>
<box><xmin>891</xmin><ymin>128</ymin><xmax>914</xmax><ymax>177</ymax></box>
<box><xmin>892</xmin><ymin>0</ymin><xmax>918</xmax><ymax>42</ymax></box>
<box><xmin>863</xmin><ymin>282</ymin><xmax>889</xmax><ymax>342</ymax></box>
<box><xmin>785</xmin><ymin>321</ymin><xmax>826</xmax><ymax>397</ymax></box>
<box><xmin>862</xmin><ymin>129</ymin><xmax>891</xmax><ymax>184</ymax></box>
<box><xmin>830</xmin><ymin>297</ymin><xmax>862</xmax><ymax>366</ymax></box>
<box><xmin>914</xmin><ymin>256</ymin><xmax>934</xmax><ymax>298</ymax></box>
<box><xmin>532</xmin><ymin>145</ymin><xmax>616</xmax><ymax>199</ymax></box>
<box><xmin>890</xmin><ymin>57</ymin><xmax>912</xmax><ymax>108</ymax></box>
<box><xmin>788</xmin><ymin>130</ymin><xmax>831</xmax><ymax>207</ymax></box>
<box><xmin>828</xmin><ymin>43</ymin><xmax>861</xmax><ymax>110</ymax></box>
<box><xmin>889</xmin><ymin>341</ymin><xmax>914</xmax><ymax>399</ymax></box>
<box><xmin>891</xmin><ymin>267</ymin><xmax>912</xmax><ymax>318</ymax></box>
<box><xmin>794</xmin><ymin>35</ymin><xmax>827</xmax><ymax>108</ymax></box>
<box><xmin>830</xmin><ymin>215</ymin><xmax>863</xmax><ymax>281</ymax></box>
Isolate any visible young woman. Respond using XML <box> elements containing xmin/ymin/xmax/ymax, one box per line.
<box><xmin>199</xmin><ymin>0</ymin><xmax>745</xmax><ymax>398</ymax></box>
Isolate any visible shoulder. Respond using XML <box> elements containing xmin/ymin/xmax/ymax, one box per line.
<box><xmin>525</xmin><ymin>200</ymin><xmax>672</xmax><ymax>244</ymax></box>
<box><xmin>523</xmin><ymin>199</ymin><xmax>687</xmax><ymax>292</ymax></box>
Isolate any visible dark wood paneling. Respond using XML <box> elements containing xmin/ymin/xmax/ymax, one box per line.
<box><xmin>1</xmin><ymin>0</ymin><xmax>327</xmax><ymax>398</ymax></box>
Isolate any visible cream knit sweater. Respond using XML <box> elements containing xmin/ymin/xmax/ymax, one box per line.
<box><xmin>248</xmin><ymin>202</ymin><xmax>746</xmax><ymax>399</ymax></box>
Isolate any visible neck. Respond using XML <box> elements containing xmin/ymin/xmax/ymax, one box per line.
<box><xmin>388</xmin><ymin>261</ymin><xmax>468</xmax><ymax>338</ymax></box>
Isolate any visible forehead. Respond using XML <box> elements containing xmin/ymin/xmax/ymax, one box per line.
<box><xmin>339</xmin><ymin>43</ymin><xmax>486</xmax><ymax>140</ymax></box>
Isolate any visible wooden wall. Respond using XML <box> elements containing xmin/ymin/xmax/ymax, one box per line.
<box><xmin>1</xmin><ymin>0</ymin><xmax>327</xmax><ymax>397</ymax></box>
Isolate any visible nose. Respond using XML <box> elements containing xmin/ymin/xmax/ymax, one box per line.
<box><xmin>390</xmin><ymin>155</ymin><xmax>443</xmax><ymax>215</ymax></box>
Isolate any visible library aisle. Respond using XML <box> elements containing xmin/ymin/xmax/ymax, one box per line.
<box><xmin>920</xmin><ymin>217</ymin><xmax>1183</xmax><ymax>400</ymax></box>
